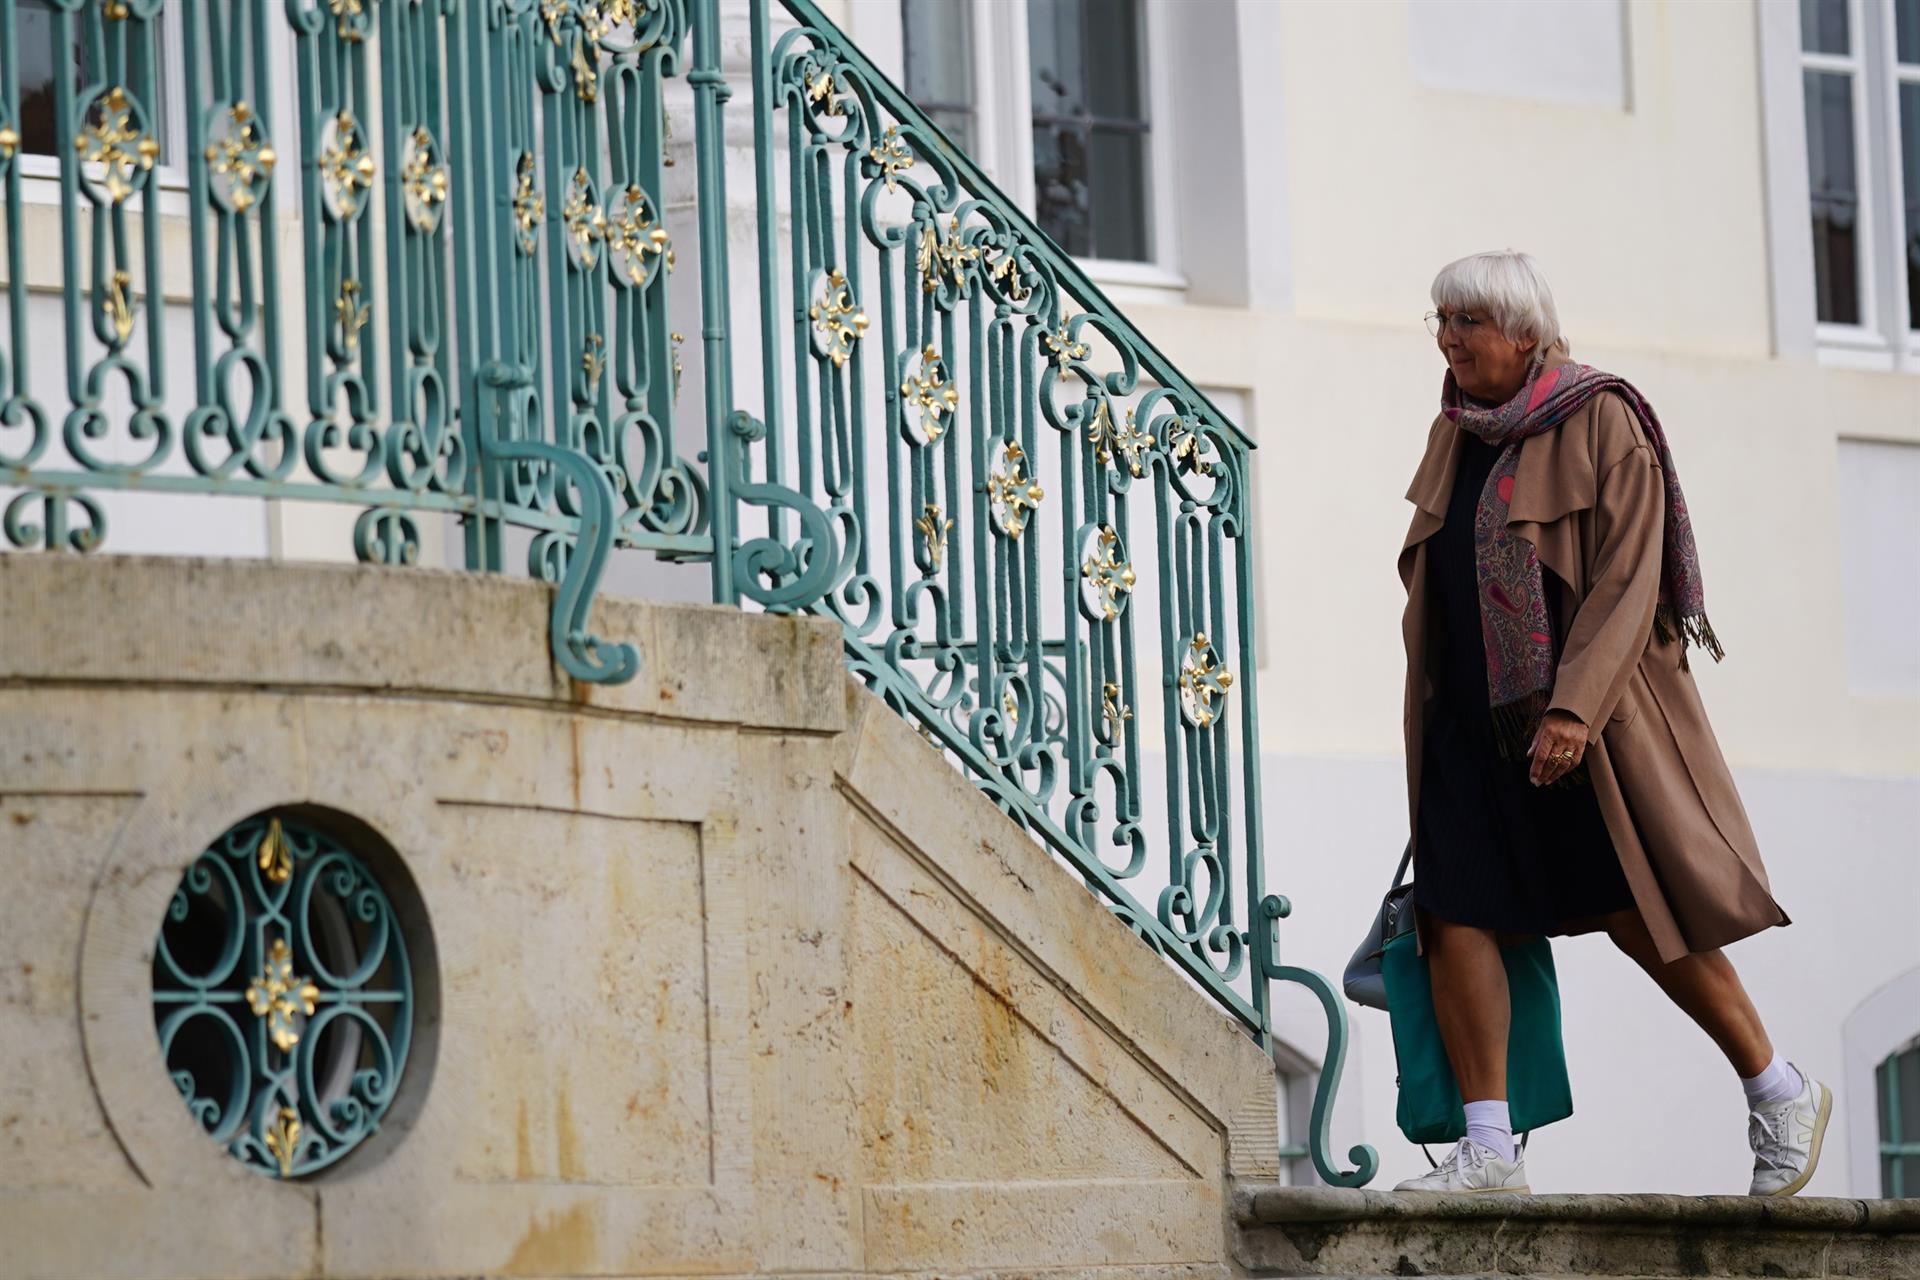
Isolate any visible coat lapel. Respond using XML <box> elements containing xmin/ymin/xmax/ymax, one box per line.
<box><xmin>1398</xmin><ymin>414</ymin><xmax>1461</xmax><ymax>582</ymax></box>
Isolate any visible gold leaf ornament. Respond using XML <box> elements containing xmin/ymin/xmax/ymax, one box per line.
<box><xmin>75</xmin><ymin>86</ymin><xmax>160</xmax><ymax>205</ymax></box>
<box><xmin>203</xmin><ymin>101</ymin><xmax>276</xmax><ymax>215</ymax></box>
<box><xmin>898</xmin><ymin>346</ymin><xmax>958</xmax><ymax>445</ymax></box>
<box><xmin>264</xmin><ymin>1107</ymin><xmax>302</xmax><ymax>1177</ymax></box>
<box><xmin>400</xmin><ymin>127</ymin><xmax>450</xmax><ymax>234</ymax></box>
<box><xmin>809</xmin><ymin>270</ymin><xmax>869</xmax><ymax>368</ymax></box>
<box><xmin>256</xmin><ymin>817</ymin><xmax>293</xmax><ymax>885</ymax></box>
<box><xmin>914</xmin><ymin>502</ymin><xmax>953</xmax><ymax>573</ymax></box>
<box><xmin>1177</xmin><ymin>633</ymin><xmax>1234</xmax><ymax>728</ymax></box>
<box><xmin>318</xmin><ymin>111</ymin><xmax>376</xmax><ymax>220</ymax></box>
<box><xmin>1101</xmin><ymin>681</ymin><xmax>1133</xmax><ymax>744</ymax></box>
<box><xmin>245</xmin><ymin>938</ymin><xmax>321</xmax><ymax>1054</ymax></box>
<box><xmin>1078</xmin><ymin>524</ymin><xmax>1135</xmax><ymax>621</ymax></box>
<box><xmin>987</xmin><ymin>441</ymin><xmax>1044</xmax><ymax>540</ymax></box>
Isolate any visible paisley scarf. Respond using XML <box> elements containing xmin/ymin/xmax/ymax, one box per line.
<box><xmin>1442</xmin><ymin>357</ymin><xmax>1721</xmax><ymax>752</ymax></box>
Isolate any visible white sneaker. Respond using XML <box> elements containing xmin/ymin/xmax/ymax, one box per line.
<box><xmin>1748</xmin><ymin>1064</ymin><xmax>1832</xmax><ymax>1197</ymax></box>
<box><xmin>1394</xmin><ymin>1139</ymin><xmax>1530</xmax><ymax>1194</ymax></box>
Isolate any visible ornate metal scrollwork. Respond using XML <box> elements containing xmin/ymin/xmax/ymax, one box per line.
<box><xmin>152</xmin><ymin>814</ymin><xmax>415</xmax><ymax>1179</ymax></box>
<box><xmin>318</xmin><ymin>110</ymin><xmax>376</xmax><ymax>220</ymax></box>
<box><xmin>204</xmin><ymin>103</ymin><xmax>276</xmax><ymax>215</ymax></box>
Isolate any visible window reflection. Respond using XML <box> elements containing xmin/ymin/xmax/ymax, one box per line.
<box><xmin>1027</xmin><ymin>0</ymin><xmax>1150</xmax><ymax>263</ymax></box>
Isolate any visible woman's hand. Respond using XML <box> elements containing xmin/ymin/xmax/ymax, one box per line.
<box><xmin>1528</xmin><ymin>709</ymin><xmax>1587</xmax><ymax>786</ymax></box>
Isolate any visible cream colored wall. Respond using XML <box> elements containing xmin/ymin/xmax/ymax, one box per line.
<box><xmin>1275</xmin><ymin>0</ymin><xmax>1776</xmax><ymax>360</ymax></box>
<box><xmin>1108</xmin><ymin>0</ymin><xmax>1920</xmax><ymax>776</ymax></box>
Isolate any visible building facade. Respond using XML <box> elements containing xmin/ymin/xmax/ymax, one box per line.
<box><xmin>1</xmin><ymin>0</ymin><xmax>1915</xmax><ymax>1215</ymax></box>
<box><xmin>836</xmin><ymin>0</ymin><xmax>1920</xmax><ymax>1197</ymax></box>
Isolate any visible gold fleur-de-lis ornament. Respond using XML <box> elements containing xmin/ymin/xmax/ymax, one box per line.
<box><xmin>245</xmin><ymin>938</ymin><xmax>321</xmax><ymax>1054</ymax></box>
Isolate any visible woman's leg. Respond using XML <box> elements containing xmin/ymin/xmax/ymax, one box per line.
<box><xmin>1596</xmin><ymin>906</ymin><xmax>1771</xmax><ymax>1075</ymax></box>
<box><xmin>1395</xmin><ymin>910</ymin><xmax>1530</xmax><ymax>1189</ymax></box>
<box><xmin>1423</xmin><ymin>911</ymin><xmax>1512</xmax><ymax>1100</ymax></box>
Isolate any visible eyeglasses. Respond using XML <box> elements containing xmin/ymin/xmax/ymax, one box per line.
<box><xmin>1425</xmin><ymin>310</ymin><xmax>1485</xmax><ymax>338</ymax></box>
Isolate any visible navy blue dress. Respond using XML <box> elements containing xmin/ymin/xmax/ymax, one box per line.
<box><xmin>1413</xmin><ymin>432</ymin><xmax>1636</xmax><ymax>935</ymax></box>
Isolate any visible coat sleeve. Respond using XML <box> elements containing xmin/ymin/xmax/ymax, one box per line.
<box><xmin>1546</xmin><ymin>440</ymin><xmax>1663</xmax><ymax>735</ymax></box>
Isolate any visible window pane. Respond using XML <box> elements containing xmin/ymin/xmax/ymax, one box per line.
<box><xmin>1883</xmin><ymin>1058</ymin><xmax>1899</xmax><ymax>1143</ymax></box>
<box><xmin>1896</xmin><ymin>0</ymin><xmax>1920</xmax><ymax>65</ymax></box>
<box><xmin>1800</xmin><ymin>0</ymin><xmax>1850</xmax><ymax>55</ymax></box>
<box><xmin>1032</xmin><ymin>123</ymin><xmax>1092</xmax><ymax>256</ymax></box>
<box><xmin>928</xmin><ymin>107</ymin><xmax>973</xmax><ymax>154</ymax></box>
<box><xmin>1090</xmin><ymin>126</ymin><xmax>1148</xmax><ymax>261</ymax></box>
<box><xmin>1027</xmin><ymin>0</ymin><xmax>1153</xmax><ymax>263</ymax></box>
<box><xmin>1902</xmin><ymin>84</ymin><xmax>1920</xmax><ymax>330</ymax></box>
<box><xmin>17</xmin><ymin>0</ymin><xmax>77</xmax><ymax>157</ymax></box>
<box><xmin>1890</xmin><ymin>1154</ymin><xmax>1920</xmax><ymax>1199</ymax></box>
<box><xmin>1086</xmin><ymin>0</ymin><xmax>1143</xmax><ymax>122</ymax></box>
<box><xmin>1803</xmin><ymin>69</ymin><xmax>1862</xmax><ymax>325</ymax></box>
<box><xmin>1901</xmin><ymin>1047</ymin><xmax>1920</xmax><ymax>1144</ymax></box>
<box><xmin>902</xmin><ymin>0</ymin><xmax>974</xmax><ymax>115</ymax></box>
<box><xmin>1029</xmin><ymin>0</ymin><xmax>1087</xmax><ymax>119</ymax></box>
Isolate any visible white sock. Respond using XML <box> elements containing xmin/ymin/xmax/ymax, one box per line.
<box><xmin>1742</xmin><ymin>1055</ymin><xmax>1803</xmax><ymax>1108</ymax></box>
<box><xmin>1463</xmin><ymin>1099</ymin><xmax>1515</xmax><ymax>1162</ymax></box>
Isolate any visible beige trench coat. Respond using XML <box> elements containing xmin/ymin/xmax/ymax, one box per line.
<box><xmin>1399</xmin><ymin>361</ymin><xmax>1789</xmax><ymax>964</ymax></box>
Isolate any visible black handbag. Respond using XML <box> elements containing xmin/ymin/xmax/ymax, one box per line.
<box><xmin>1342</xmin><ymin>842</ymin><xmax>1415</xmax><ymax>1011</ymax></box>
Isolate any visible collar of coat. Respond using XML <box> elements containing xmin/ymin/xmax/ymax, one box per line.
<box><xmin>1399</xmin><ymin>341</ymin><xmax>1600</xmax><ymax>589</ymax></box>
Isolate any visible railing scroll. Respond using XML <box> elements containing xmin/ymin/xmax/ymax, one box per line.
<box><xmin>682</xmin><ymin>0</ymin><xmax>1375</xmax><ymax>1186</ymax></box>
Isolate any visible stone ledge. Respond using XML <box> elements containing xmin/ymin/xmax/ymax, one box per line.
<box><xmin>1232</xmin><ymin>1185</ymin><xmax>1920</xmax><ymax>1278</ymax></box>
<box><xmin>0</xmin><ymin>553</ymin><xmax>846</xmax><ymax>733</ymax></box>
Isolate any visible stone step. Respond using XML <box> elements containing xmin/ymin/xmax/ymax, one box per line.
<box><xmin>1233</xmin><ymin>1185</ymin><xmax>1920</xmax><ymax>1278</ymax></box>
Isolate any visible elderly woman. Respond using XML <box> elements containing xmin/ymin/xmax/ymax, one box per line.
<box><xmin>1393</xmin><ymin>251</ymin><xmax>1826</xmax><ymax>1196</ymax></box>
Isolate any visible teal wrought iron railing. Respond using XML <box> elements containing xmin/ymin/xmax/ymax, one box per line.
<box><xmin>0</xmin><ymin>0</ymin><xmax>1373</xmax><ymax>1186</ymax></box>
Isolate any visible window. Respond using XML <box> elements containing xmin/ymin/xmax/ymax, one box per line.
<box><xmin>1801</xmin><ymin>0</ymin><xmax>1868</xmax><ymax>324</ymax></box>
<box><xmin>1878</xmin><ymin>1039</ymin><xmax>1920</xmax><ymax>1197</ymax></box>
<box><xmin>15</xmin><ymin>0</ymin><xmax>89</xmax><ymax>158</ymax></box>
<box><xmin>1026</xmin><ymin>0</ymin><xmax>1151</xmax><ymax>263</ymax></box>
<box><xmin>10</xmin><ymin>0</ymin><xmax>175</xmax><ymax>167</ymax></box>
<box><xmin>1791</xmin><ymin>0</ymin><xmax>1919</xmax><ymax>358</ymax></box>
<box><xmin>886</xmin><ymin>0</ymin><xmax>1173</xmax><ymax>278</ymax></box>
<box><xmin>1407</xmin><ymin>0</ymin><xmax>1628</xmax><ymax>110</ymax></box>
<box><xmin>901</xmin><ymin>0</ymin><xmax>976</xmax><ymax>153</ymax></box>
<box><xmin>1897</xmin><ymin>0</ymin><xmax>1920</xmax><ymax>331</ymax></box>
<box><xmin>1835</xmin><ymin>439</ymin><xmax>1920</xmax><ymax>696</ymax></box>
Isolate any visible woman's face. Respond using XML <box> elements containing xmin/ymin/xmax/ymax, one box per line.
<box><xmin>1434</xmin><ymin>307</ymin><xmax>1537</xmax><ymax>403</ymax></box>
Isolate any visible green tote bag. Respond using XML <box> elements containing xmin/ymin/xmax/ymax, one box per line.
<box><xmin>1381</xmin><ymin>929</ymin><xmax>1574</xmax><ymax>1144</ymax></box>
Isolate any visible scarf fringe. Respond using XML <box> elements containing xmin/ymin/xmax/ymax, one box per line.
<box><xmin>1492</xmin><ymin>692</ymin><xmax>1549</xmax><ymax>763</ymax></box>
<box><xmin>1654</xmin><ymin>605</ymin><xmax>1725</xmax><ymax>673</ymax></box>
<box><xmin>1488</xmin><ymin>692</ymin><xmax>1589</xmax><ymax>789</ymax></box>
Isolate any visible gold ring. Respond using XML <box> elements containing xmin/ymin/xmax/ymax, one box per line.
<box><xmin>1553</xmin><ymin>749</ymin><xmax>1575</xmax><ymax>762</ymax></box>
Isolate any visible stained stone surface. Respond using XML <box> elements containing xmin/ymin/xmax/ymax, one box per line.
<box><xmin>1234</xmin><ymin>1185</ymin><xmax>1920</xmax><ymax>1277</ymax></box>
<box><xmin>0</xmin><ymin>554</ymin><xmax>1274</xmax><ymax>1279</ymax></box>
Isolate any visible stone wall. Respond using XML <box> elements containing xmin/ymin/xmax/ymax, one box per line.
<box><xmin>0</xmin><ymin>555</ymin><xmax>1281</xmax><ymax>1279</ymax></box>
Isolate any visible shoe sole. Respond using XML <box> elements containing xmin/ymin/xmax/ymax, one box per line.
<box><xmin>1394</xmin><ymin>1184</ymin><xmax>1532</xmax><ymax>1195</ymax></box>
<box><xmin>1757</xmin><ymin>1082</ymin><xmax>1831</xmax><ymax>1199</ymax></box>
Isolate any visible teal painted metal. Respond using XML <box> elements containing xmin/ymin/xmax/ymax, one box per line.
<box><xmin>0</xmin><ymin>0</ymin><xmax>699</xmax><ymax>682</ymax></box>
<box><xmin>3</xmin><ymin>0</ymin><xmax>1373</xmax><ymax>1187</ymax></box>
<box><xmin>1881</xmin><ymin>1045</ymin><xmax>1919</xmax><ymax>1198</ymax></box>
<box><xmin>151</xmin><ymin>814</ymin><xmax>414</xmax><ymax>1178</ymax></box>
<box><xmin>691</xmin><ymin>0</ymin><xmax>1373</xmax><ymax>1187</ymax></box>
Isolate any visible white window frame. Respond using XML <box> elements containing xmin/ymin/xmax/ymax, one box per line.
<box><xmin>1760</xmin><ymin>0</ymin><xmax>1919</xmax><ymax>371</ymax></box>
<box><xmin>12</xmin><ymin>6</ymin><xmax>195</xmax><ymax>215</ymax></box>
<box><xmin>851</xmin><ymin>0</ymin><xmax>1185</xmax><ymax>294</ymax></box>
<box><xmin>1843</xmin><ymin>966</ymin><xmax>1920</xmax><ymax>1196</ymax></box>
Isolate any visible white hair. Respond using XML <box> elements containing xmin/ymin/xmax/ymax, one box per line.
<box><xmin>1430</xmin><ymin>250</ymin><xmax>1562</xmax><ymax>352</ymax></box>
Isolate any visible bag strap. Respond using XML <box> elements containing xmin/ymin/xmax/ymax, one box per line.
<box><xmin>1391</xmin><ymin>841</ymin><xmax>1413</xmax><ymax>890</ymax></box>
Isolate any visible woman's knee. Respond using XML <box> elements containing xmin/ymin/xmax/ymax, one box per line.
<box><xmin>1597</xmin><ymin>906</ymin><xmax>1649</xmax><ymax>949</ymax></box>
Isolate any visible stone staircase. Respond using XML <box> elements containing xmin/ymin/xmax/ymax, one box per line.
<box><xmin>1233</xmin><ymin>1186</ymin><xmax>1920</xmax><ymax>1278</ymax></box>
